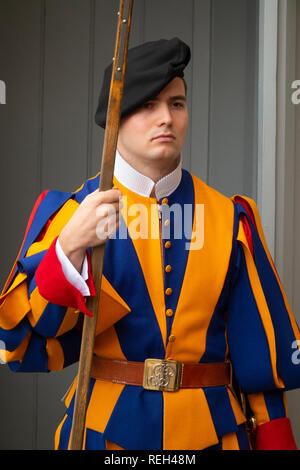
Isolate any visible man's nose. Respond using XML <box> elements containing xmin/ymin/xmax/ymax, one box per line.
<box><xmin>157</xmin><ymin>103</ymin><xmax>173</xmax><ymax>126</ymax></box>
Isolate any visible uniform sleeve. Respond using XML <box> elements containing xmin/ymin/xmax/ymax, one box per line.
<box><xmin>0</xmin><ymin>193</ymin><xmax>131</xmax><ymax>374</ymax></box>
<box><xmin>246</xmin><ymin>390</ymin><xmax>296</xmax><ymax>449</ymax></box>
<box><xmin>0</xmin><ymin>195</ymin><xmax>87</xmax><ymax>372</ymax></box>
<box><xmin>227</xmin><ymin>195</ymin><xmax>300</xmax><ymax>450</ymax></box>
<box><xmin>55</xmin><ymin>237</ymin><xmax>90</xmax><ymax>296</ymax></box>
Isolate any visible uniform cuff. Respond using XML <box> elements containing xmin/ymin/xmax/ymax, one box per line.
<box><xmin>35</xmin><ymin>237</ymin><xmax>95</xmax><ymax>317</ymax></box>
<box><xmin>255</xmin><ymin>418</ymin><xmax>297</xmax><ymax>450</ymax></box>
<box><xmin>56</xmin><ymin>237</ymin><xmax>90</xmax><ymax>296</ymax></box>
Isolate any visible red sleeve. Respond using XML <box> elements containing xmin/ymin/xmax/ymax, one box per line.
<box><xmin>35</xmin><ymin>237</ymin><xmax>95</xmax><ymax>317</ymax></box>
<box><xmin>234</xmin><ymin>195</ymin><xmax>282</xmax><ymax>279</ymax></box>
<box><xmin>255</xmin><ymin>418</ymin><xmax>297</xmax><ymax>450</ymax></box>
<box><xmin>234</xmin><ymin>196</ymin><xmax>257</xmax><ymax>258</ymax></box>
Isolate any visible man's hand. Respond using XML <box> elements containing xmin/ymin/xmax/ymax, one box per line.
<box><xmin>59</xmin><ymin>187</ymin><xmax>123</xmax><ymax>272</ymax></box>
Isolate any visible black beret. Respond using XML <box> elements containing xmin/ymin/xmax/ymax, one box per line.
<box><xmin>95</xmin><ymin>37</ymin><xmax>191</xmax><ymax>128</ymax></box>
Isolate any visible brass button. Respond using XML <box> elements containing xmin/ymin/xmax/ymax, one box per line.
<box><xmin>164</xmin><ymin>219</ymin><xmax>170</xmax><ymax>227</ymax></box>
<box><xmin>74</xmin><ymin>308</ymin><xmax>80</xmax><ymax>314</ymax></box>
<box><xmin>165</xmin><ymin>265</ymin><xmax>172</xmax><ymax>273</ymax></box>
<box><xmin>168</xmin><ymin>334</ymin><xmax>176</xmax><ymax>342</ymax></box>
<box><xmin>166</xmin><ymin>309</ymin><xmax>174</xmax><ymax>317</ymax></box>
<box><xmin>165</xmin><ymin>241</ymin><xmax>171</xmax><ymax>249</ymax></box>
<box><xmin>162</xmin><ymin>198</ymin><xmax>169</xmax><ymax>205</ymax></box>
<box><xmin>165</xmin><ymin>288</ymin><xmax>173</xmax><ymax>296</ymax></box>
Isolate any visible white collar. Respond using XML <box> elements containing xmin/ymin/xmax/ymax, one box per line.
<box><xmin>114</xmin><ymin>150</ymin><xmax>182</xmax><ymax>200</ymax></box>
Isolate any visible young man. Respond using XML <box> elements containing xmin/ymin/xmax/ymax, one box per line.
<box><xmin>1</xmin><ymin>38</ymin><xmax>300</xmax><ymax>451</ymax></box>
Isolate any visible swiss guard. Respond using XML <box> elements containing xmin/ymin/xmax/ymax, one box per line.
<box><xmin>1</xmin><ymin>37</ymin><xmax>300</xmax><ymax>451</ymax></box>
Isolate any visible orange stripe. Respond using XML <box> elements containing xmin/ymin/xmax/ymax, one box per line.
<box><xmin>94</xmin><ymin>326</ymin><xmax>127</xmax><ymax>360</ymax></box>
<box><xmin>28</xmin><ymin>287</ymin><xmax>48</xmax><ymax>327</ymax></box>
<box><xmin>56</xmin><ymin>307</ymin><xmax>79</xmax><ymax>337</ymax></box>
<box><xmin>54</xmin><ymin>413</ymin><xmax>68</xmax><ymax>450</ymax></box>
<box><xmin>46</xmin><ymin>338</ymin><xmax>64</xmax><ymax>371</ymax></box>
<box><xmin>85</xmin><ymin>380</ymin><xmax>125</xmax><ymax>433</ymax></box>
<box><xmin>64</xmin><ymin>376</ymin><xmax>78</xmax><ymax>408</ymax></box>
<box><xmin>0</xmin><ymin>331</ymin><xmax>31</xmax><ymax>363</ymax></box>
<box><xmin>0</xmin><ymin>277</ymin><xmax>30</xmax><ymax>330</ymax></box>
<box><xmin>26</xmin><ymin>199</ymin><xmax>79</xmax><ymax>257</ymax></box>
<box><xmin>221</xmin><ymin>431</ymin><xmax>240</xmax><ymax>450</ymax></box>
<box><xmin>163</xmin><ymin>388</ymin><xmax>219</xmax><ymax>449</ymax></box>
<box><xmin>73</xmin><ymin>172</ymin><xmax>101</xmax><ymax>194</ymax></box>
<box><xmin>247</xmin><ymin>392</ymin><xmax>270</xmax><ymax>425</ymax></box>
<box><xmin>115</xmin><ymin>176</ymin><xmax>167</xmax><ymax>346</ymax></box>
<box><xmin>165</xmin><ymin>174</ymin><xmax>234</xmax><ymax>362</ymax></box>
<box><xmin>96</xmin><ymin>275</ymin><xmax>131</xmax><ymax>336</ymax></box>
<box><xmin>106</xmin><ymin>440</ymin><xmax>124</xmax><ymax>450</ymax></box>
<box><xmin>227</xmin><ymin>387</ymin><xmax>246</xmax><ymax>425</ymax></box>
<box><xmin>161</xmin><ymin>175</ymin><xmax>236</xmax><ymax>450</ymax></box>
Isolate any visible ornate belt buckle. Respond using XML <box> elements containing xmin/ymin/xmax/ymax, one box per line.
<box><xmin>143</xmin><ymin>358</ymin><xmax>181</xmax><ymax>392</ymax></box>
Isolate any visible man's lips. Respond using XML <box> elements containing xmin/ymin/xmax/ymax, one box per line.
<box><xmin>151</xmin><ymin>134</ymin><xmax>176</xmax><ymax>142</ymax></box>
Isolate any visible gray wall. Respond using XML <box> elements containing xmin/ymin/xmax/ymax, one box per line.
<box><xmin>294</xmin><ymin>0</ymin><xmax>300</xmax><ymax>353</ymax></box>
<box><xmin>289</xmin><ymin>0</ymin><xmax>300</xmax><ymax>447</ymax></box>
<box><xmin>0</xmin><ymin>0</ymin><xmax>260</xmax><ymax>449</ymax></box>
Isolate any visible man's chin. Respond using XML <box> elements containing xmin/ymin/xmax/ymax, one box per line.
<box><xmin>147</xmin><ymin>146</ymin><xmax>180</xmax><ymax>161</ymax></box>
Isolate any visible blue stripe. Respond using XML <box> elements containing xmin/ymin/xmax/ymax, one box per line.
<box><xmin>8</xmin><ymin>360</ymin><xmax>24</xmax><ymax>372</ymax></box>
<box><xmin>160</xmin><ymin>169</ymin><xmax>194</xmax><ymax>340</ymax></box>
<box><xmin>20</xmin><ymin>191</ymin><xmax>72</xmax><ymax>261</ymax></box>
<box><xmin>28</xmin><ymin>275</ymin><xmax>37</xmax><ymax>297</ymax></box>
<box><xmin>33</xmin><ymin>302</ymin><xmax>68</xmax><ymax>338</ymax></box>
<box><xmin>103</xmin><ymin>386</ymin><xmax>163</xmax><ymax>450</ymax></box>
<box><xmin>17</xmin><ymin>250</ymin><xmax>47</xmax><ymax>282</ymax></box>
<box><xmin>204</xmin><ymin>425</ymin><xmax>250</xmax><ymax>450</ymax></box>
<box><xmin>236</xmin><ymin>424</ymin><xmax>250</xmax><ymax>450</ymax></box>
<box><xmin>201</xmin><ymin>201</ymin><xmax>239</xmax><ymax>363</ymax></box>
<box><xmin>85</xmin><ymin>428</ymin><xmax>106</xmax><ymax>450</ymax></box>
<box><xmin>103</xmin><ymin>221</ymin><xmax>165</xmax><ymax>361</ymax></box>
<box><xmin>236</xmin><ymin>203</ymin><xmax>300</xmax><ymax>390</ymax></box>
<box><xmin>204</xmin><ymin>440</ymin><xmax>222</xmax><ymax>451</ymax></box>
<box><xmin>58</xmin><ymin>413</ymin><xmax>72</xmax><ymax>450</ymax></box>
<box><xmin>7</xmin><ymin>191</ymin><xmax>72</xmax><ymax>290</ymax></box>
<box><xmin>58</xmin><ymin>378</ymin><xmax>96</xmax><ymax>449</ymax></box>
<box><xmin>73</xmin><ymin>174</ymin><xmax>100</xmax><ymax>204</ymax></box>
<box><xmin>66</xmin><ymin>378</ymin><xmax>95</xmax><ymax>418</ymax></box>
<box><xmin>57</xmin><ymin>329</ymin><xmax>82</xmax><ymax>368</ymax></box>
<box><xmin>16</xmin><ymin>333</ymin><xmax>48</xmax><ymax>372</ymax></box>
<box><xmin>263</xmin><ymin>390</ymin><xmax>286</xmax><ymax>421</ymax></box>
<box><xmin>203</xmin><ymin>386</ymin><xmax>238</xmax><ymax>436</ymax></box>
<box><xmin>199</xmin><ymin>310</ymin><xmax>226</xmax><ymax>363</ymax></box>
<box><xmin>227</xmin><ymin>247</ymin><xmax>276</xmax><ymax>393</ymax></box>
<box><xmin>0</xmin><ymin>317</ymin><xmax>31</xmax><ymax>352</ymax></box>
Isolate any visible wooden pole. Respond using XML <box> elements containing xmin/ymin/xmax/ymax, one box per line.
<box><xmin>69</xmin><ymin>0</ymin><xmax>134</xmax><ymax>450</ymax></box>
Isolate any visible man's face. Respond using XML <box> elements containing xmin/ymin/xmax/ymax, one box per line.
<box><xmin>117</xmin><ymin>77</ymin><xmax>188</xmax><ymax>169</ymax></box>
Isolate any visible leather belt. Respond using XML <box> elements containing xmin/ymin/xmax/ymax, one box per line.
<box><xmin>90</xmin><ymin>356</ymin><xmax>231</xmax><ymax>392</ymax></box>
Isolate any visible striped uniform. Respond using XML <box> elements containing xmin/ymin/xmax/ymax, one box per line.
<box><xmin>1</xmin><ymin>169</ymin><xmax>299</xmax><ymax>450</ymax></box>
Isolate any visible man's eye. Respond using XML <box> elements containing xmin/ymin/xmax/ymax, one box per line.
<box><xmin>143</xmin><ymin>102</ymin><xmax>154</xmax><ymax>109</ymax></box>
<box><xmin>172</xmin><ymin>101</ymin><xmax>184</xmax><ymax>108</ymax></box>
